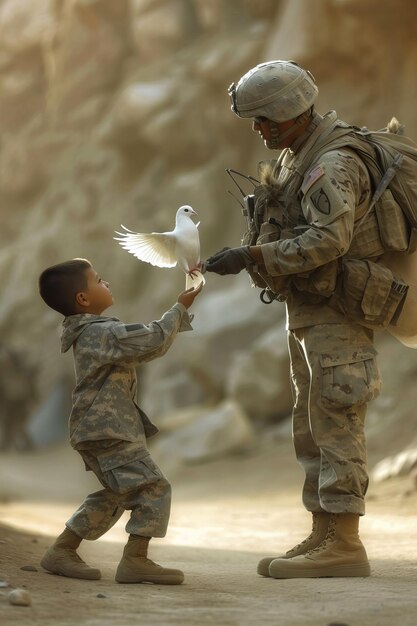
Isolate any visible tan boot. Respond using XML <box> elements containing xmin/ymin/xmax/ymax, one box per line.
<box><xmin>257</xmin><ymin>512</ymin><xmax>331</xmax><ymax>577</ymax></box>
<box><xmin>269</xmin><ymin>513</ymin><xmax>371</xmax><ymax>578</ymax></box>
<box><xmin>115</xmin><ymin>535</ymin><xmax>184</xmax><ymax>585</ymax></box>
<box><xmin>41</xmin><ymin>527</ymin><xmax>101</xmax><ymax>580</ymax></box>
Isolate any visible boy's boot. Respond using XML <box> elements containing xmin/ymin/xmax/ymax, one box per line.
<box><xmin>115</xmin><ymin>535</ymin><xmax>184</xmax><ymax>585</ymax></box>
<box><xmin>257</xmin><ymin>512</ymin><xmax>331</xmax><ymax>577</ymax></box>
<box><xmin>269</xmin><ymin>513</ymin><xmax>371</xmax><ymax>578</ymax></box>
<box><xmin>41</xmin><ymin>527</ymin><xmax>101</xmax><ymax>580</ymax></box>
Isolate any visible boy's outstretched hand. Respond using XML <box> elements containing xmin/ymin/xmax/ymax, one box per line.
<box><xmin>177</xmin><ymin>282</ymin><xmax>203</xmax><ymax>309</ymax></box>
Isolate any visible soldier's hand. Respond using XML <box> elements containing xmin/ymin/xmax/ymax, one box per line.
<box><xmin>203</xmin><ymin>246</ymin><xmax>254</xmax><ymax>276</ymax></box>
<box><xmin>177</xmin><ymin>282</ymin><xmax>203</xmax><ymax>309</ymax></box>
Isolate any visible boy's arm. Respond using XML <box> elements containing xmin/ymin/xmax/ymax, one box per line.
<box><xmin>99</xmin><ymin>302</ymin><xmax>193</xmax><ymax>366</ymax></box>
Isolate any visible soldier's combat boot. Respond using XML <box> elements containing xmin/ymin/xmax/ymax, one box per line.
<box><xmin>269</xmin><ymin>513</ymin><xmax>371</xmax><ymax>578</ymax></box>
<box><xmin>41</xmin><ymin>527</ymin><xmax>101</xmax><ymax>580</ymax></box>
<box><xmin>115</xmin><ymin>535</ymin><xmax>184</xmax><ymax>585</ymax></box>
<box><xmin>257</xmin><ymin>512</ymin><xmax>331</xmax><ymax>577</ymax></box>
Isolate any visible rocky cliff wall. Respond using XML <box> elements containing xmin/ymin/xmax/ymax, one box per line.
<box><xmin>1</xmin><ymin>0</ymin><xmax>417</xmax><ymax>472</ymax></box>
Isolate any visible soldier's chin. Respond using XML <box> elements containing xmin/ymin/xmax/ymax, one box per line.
<box><xmin>264</xmin><ymin>138</ymin><xmax>280</xmax><ymax>150</ymax></box>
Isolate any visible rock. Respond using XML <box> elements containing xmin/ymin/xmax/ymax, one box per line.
<box><xmin>152</xmin><ymin>404</ymin><xmax>210</xmax><ymax>434</ymax></box>
<box><xmin>131</xmin><ymin>0</ymin><xmax>200</xmax><ymax>61</ymax></box>
<box><xmin>227</xmin><ymin>324</ymin><xmax>292</xmax><ymax>422</ymax></box>
<box><xmin>184</xmin><ymin>400</ymin><xmax>256</xmax><ymax>463</ymax></box>
<box><xmin>20</xmin><ymin>565</ymin><xmax>38</xmax><ymax>572</ymax></box>
<box><xmin>372</xmin><ymin>448</ymin><xmax>417</xmax><ymax>482</ymax></box>
<box><xmin>150</xmin><ymin>399</ymin><xmax>256</xmax><ymax>468</ymax></box>
<box><xmin>106</xmin><ymin>78</ymin><xmax>177</xmax><ymax>146</ymax></box>
<box><xmin>8</xmin><ymin>588</ymin><xmax>32</xmax><ymax>606</ymax></box>
<box><xmin>27</xmin><ymin>379</ymin><xmax>72</xmax><ymax>447</ymax></box>
<box><xmin>0</xmin><ymin>0</ymin><xmax>53</xmax><ymax>132</ymax></box>
<box><xmin>1</xmin><ymin>0</ymin><xmax>417</xmax><ymax>470</ymax></box>
<box><xmin>43</xmin><ymin>0</ymin><xmax>130</xmax><ymax>121</ymax></box>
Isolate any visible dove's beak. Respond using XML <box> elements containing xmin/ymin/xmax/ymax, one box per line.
<box><xmin>190</xmin><ymin>208</ymin><xmax>198</xmax><ymax>217</ymax></box>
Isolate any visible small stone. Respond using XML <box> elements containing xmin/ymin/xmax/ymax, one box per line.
<box><xmin>20</xmin><ymin>565</ymin><xmax>38</xmax><ymax>572</ymax></box>
<box><xmin>96</xmin><ymin>593</ymin><xmax>106</xmax><ymax>598</ymax></box>
<box><xmin>8</xmin><ymin>589</ymin><xmax>32</xmax><ymax>606</ymax></box>
<box><xmin>0</xmin><ymin>581</ymin><xmax>9</xmax><ymax>588</ymax></box>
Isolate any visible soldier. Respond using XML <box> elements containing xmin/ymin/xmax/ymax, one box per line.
<box><xmin>204</xmin><ymin>60</ymin><xmax>383</xmax><ymax>579</ymax></box>
<box><xmin>38</xmin><ymin>258</ymin><xmax>202</xmax><ymax>584</ymax></box>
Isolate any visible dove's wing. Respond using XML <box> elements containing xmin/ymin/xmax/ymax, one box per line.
<box><xmin>114</xmin><ymin>227</ymin><xmax>177</xmax><ymax>268</ymax></box>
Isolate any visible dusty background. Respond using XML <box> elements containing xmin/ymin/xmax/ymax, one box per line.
<box><xmin>1</xmin><ymin>0</ymin><xmax>417</xmax><ymax>624</ymax></box>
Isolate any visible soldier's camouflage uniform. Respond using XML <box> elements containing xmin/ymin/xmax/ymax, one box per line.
<box><xmin>247</xmin><ymin>110</ymin><xmax>382</xmax><ymax>515</ymax></box>
<box><xmin>60</xmin><ymin>303</ymin><xmax>193</xmax><ymax>539</ymax></box>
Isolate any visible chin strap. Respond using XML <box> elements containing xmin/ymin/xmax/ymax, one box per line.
<box><xmin>266</xmin><ymin>109</ymin><xmax>313</xmax><ymax>150</ymax></box>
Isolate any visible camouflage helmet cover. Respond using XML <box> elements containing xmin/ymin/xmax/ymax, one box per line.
<box><xmin>228</xmin><ymin>60</ymin><xmax>318</xmax><ymax>123</ymax></box>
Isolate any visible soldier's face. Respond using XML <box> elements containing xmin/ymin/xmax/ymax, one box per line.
<box><xmin>78</xmin><ymin>267</ymin><xmax>114</xmax><ymax>314</ymax></box>
<box><xmin>252</xmin><ymin>117</ymin><xmax>300</xmax><ymax>150</ymax></box>
<box><xmin>252</xmin><ymin>116</ymin><xmax>273</xmax><ymax>144</ymax></box>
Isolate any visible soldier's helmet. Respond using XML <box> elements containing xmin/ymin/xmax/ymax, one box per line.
<box><xmin>228</xmin><ymin>60</ymin><xmax>318</xmax><ymax>123</ymax></box>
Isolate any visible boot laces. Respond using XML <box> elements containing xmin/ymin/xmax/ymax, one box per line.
<box><xmin>56</xmin><ymin>547</ymin><xmax>87</xmax><ymax>566</ymax></box>
<box><xmin>305</xmin><ymin>516</ymin><xmax>337</xmax><ymax>555</ymax></box>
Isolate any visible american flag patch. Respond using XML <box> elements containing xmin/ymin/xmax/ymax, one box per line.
<box><xmin>301</xmin><ymin>164</ymin><xmax>325</xmax><ymax>195</ymax></box>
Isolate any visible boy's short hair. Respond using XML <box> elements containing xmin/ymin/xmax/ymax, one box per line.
<box><xmin>39</xmin><ymin>259</ymin><xmax>92</xmax><ymax>316</ymax></box>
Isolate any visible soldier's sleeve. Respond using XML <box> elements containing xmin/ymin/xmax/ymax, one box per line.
<box><xmin>261</xmin><ymin>149</ymin><xmax>370</xmax><ymax>277</ymax></box>
<box><xmin>98</xmin><ymin>303</ymin><xmax>193</xmax><ymax>366</ymax></box>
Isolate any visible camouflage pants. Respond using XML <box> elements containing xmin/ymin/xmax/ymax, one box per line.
<box><xmin>66</xmin><ymin>441</ymin><xmax>171</xmax><ymax>540</ymax></box>
<box><xmin>288</xmin><ymin>323</ymin><xmax>381</xmax><ymax>516</ymax></box>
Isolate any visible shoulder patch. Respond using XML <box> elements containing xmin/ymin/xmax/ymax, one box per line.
<box><xmin>301</xmin><ymin>164</ymin><xmax>325</xmax><ymax>195</ymax></box>
<box><xmin>310</xmin><ymin>187</ymin><xmax>331</xmax><ymax>215</ymax></box>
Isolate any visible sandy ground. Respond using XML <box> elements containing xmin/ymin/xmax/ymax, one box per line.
<box><xmin>1</xmin><ymin>438</ymin><xmax>417</xmax><ymax>626</ymax></box>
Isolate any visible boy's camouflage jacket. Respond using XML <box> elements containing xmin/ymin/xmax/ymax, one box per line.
<box><xmin>60</xmin><ymin>303</ymin><xmax>193</xmax><ymax>449</ymax></box>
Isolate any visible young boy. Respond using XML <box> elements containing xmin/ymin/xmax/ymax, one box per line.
<box><xmin>38</xmin><ymin>258</ymin><xmax>202</xmax><ymax>585</ymax></box>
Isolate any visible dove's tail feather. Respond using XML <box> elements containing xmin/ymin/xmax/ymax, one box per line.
<box><xmin>186</xmin><ymin>270</ymin><xmax>205</xmax><ymax>290</ymax></box>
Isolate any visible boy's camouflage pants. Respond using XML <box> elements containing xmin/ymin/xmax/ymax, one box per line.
<box><xmin>66</xmin><ymin>441</ymin><xmax>171</xmax><ymax>540</ymax></box>
<box><xmin>288</xmin><ymin>323</ymin><xmax>381</xmax><ymax>516</ymax></box>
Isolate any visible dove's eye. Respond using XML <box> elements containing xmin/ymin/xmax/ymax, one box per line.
<box><xmin>184</xmin><ymin>209</ymin><xmax>189</xmax><ymax>212</ymax></box>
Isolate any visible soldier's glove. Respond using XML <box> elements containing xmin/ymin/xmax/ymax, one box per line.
<box><xmin>204</xmin><ymin>246</ymin><xmax>254</xmax><ymax>276</ymax></box>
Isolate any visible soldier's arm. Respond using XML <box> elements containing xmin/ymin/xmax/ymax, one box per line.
<box><xmin>250</xmin><ymin>150</ymin><xmax>371</xmax><ymax>277</ymax></box>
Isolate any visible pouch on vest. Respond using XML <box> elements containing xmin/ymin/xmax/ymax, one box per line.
<box><xmin>345</xmin><ymin>210</ymin><xmax>385</xmax><ymax>260</ymax></box>
<box><xmin>375</xmin><ymin>189</ymin><xmax>410</xmax><ymax>252</ymax></box>
<box><xmin>292</xmin><ymin>259</ymin><xmax>339</xmax><ymax>298</ymax></box>
<box><xmin>330</xmin><ymin>258</ymin><xmax>408</xmax><ymax>329</ymax></box>
<box><xmin>257</xmin><ymin>219</ymin><xmax>282</xmax><ymax>244</ymax></box>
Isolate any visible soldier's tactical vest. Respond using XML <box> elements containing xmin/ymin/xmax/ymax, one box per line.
<box><xmin>241</xmin><ymin>112</ymin><xmax>414</xmax><ymax>331</ymax></box>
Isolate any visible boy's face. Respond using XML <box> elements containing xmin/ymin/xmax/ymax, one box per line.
<box><xmin>76</xmin><ymin>266</ymin><xmax>114</xmax><ymax>314</ymax></box>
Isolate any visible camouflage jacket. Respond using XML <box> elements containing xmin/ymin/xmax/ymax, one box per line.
<box><xmin>246</xmin><ymin>110</ymin><xmax>373</xmax><ymax>329</ymax></box>
<box><xmin>61</xmin><ymin>303</ymin><xmax>193</xmax><ymax>448</ymax></box>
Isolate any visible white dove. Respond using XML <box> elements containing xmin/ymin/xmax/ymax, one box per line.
<box><xmin>114</xmin><ymin>205</ymin><xmax>205</xmax><ymax>289</ymax></box>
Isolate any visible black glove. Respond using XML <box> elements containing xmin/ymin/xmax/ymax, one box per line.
<box><xmin>204</xmin><ymin>246</ymin><xmax>254</xmax><ymax>276</ymax></box>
